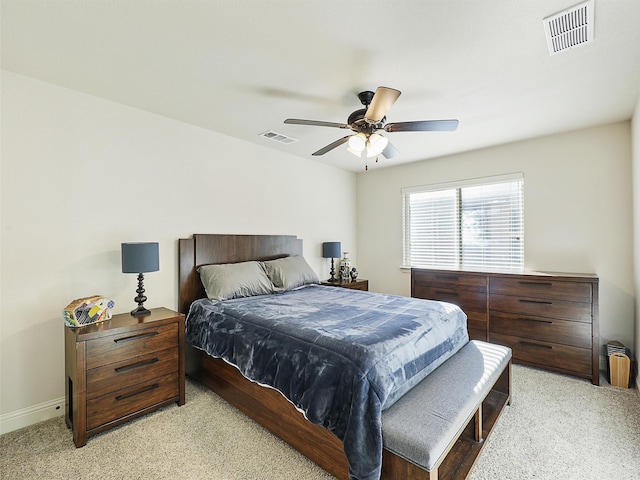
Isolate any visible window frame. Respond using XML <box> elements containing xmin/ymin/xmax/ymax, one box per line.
<box><xmin>402</xmin><ymin>172</ymin><xmax>524</xmax><ymax>271</ymax></box>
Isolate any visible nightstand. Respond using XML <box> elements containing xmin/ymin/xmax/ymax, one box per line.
<box><xmin>64</xmin><ymin>307</ymin><xmax>185</xmax><ymax>447</ymax></box>
<box><xmin>321</xmin><ymin>279</ymin><xmax>369</xmax><ymax>291</ymax></box>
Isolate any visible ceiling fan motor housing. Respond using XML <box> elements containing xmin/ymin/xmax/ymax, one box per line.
<box><xmin>357</xmin><ymin>90</ymin><xmax>375</xmax><ymax>106</ymax></box>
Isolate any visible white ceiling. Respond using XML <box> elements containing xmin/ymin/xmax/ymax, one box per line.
<box><xmin>2</xmin><ymin>0</ymin><xmax>640</xmax><ymax>172</ymax></box>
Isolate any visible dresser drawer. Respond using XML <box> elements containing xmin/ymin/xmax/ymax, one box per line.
<box><xmin>413</xmin><ymin>285</ymin><xmax>486</xmax><ymax>311</ymax></box>
<box><xmin>87</xmin><ymin>347</ymin><xmax>179</xmax><ymax>399</ymax></box>
<box><xmin>489</xmin><ymin>311</ymin><xmax>592</xmax><ymax>349</ymax></box>
<box><xmin>86</xmin><ymin>372</ymin><xmax>179</xmax><ymax>430</ymax></box>
<box><xmin>414</xmin><ymin>286</ymin><xmax>487</xmax><ymax>329</ymax></box>
<box><xmin>413</xmin><ymin>270</ymin><xmax>487</xmax><ymax>289</ymax></box>
<box><xmin>490</xmin><ymin>294</ymin><xmax>591</xmax><ymax>322</ymax></box>
<box><xmin>86</xmin><ymin>323</ymin><xmax>178</xmax><ymax>370</ymax></box>
<box><xmin>490</xmin><ymin>332</ymin><xmax>592</xmax><ymax>376</ymax></box>
<box><xmin>465</xmin><ymin>309</ymin><xmax>488</xmax><ymax>332</ymax></box>
<box><xmin>489</xmin><ymin>277</ymin><xmax>592</xmax><ymax>302</ymax></box>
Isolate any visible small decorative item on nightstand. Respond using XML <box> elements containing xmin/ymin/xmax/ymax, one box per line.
<box><xmin>63</xmin><ymin>295</ymin><xmax>115</xmax><ymax>327</ymax></box>
<box><xmin>340</xmin><ymin>252</ymin><xmax>351</xmax><ymax>282</ymax></box>
<box><xmin>350</xmin><ymin>267</ymin><xmax>358</xmax><ymax>281</ymax></box>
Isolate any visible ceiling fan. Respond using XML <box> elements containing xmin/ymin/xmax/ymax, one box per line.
<box><xmin>284</xmin><ymin>86</ymin><xmax>458</xmax><ymax>168</ymax></box>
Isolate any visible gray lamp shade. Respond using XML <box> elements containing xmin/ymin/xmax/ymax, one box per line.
<box><xmin>121</xmin><ymin>242</ymin><xmax>160</xmax><ymax>274</ymax></box>
<box><xmin>322</xmin><ymin>242</ymin><xmax>341</xmax><ymax>259</ymax></box>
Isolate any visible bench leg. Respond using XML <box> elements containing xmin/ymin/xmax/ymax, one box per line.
<box><xmin>474</xmin><ymin>404</ymin><xmax>483</xmax><ymax>443</ymax></box>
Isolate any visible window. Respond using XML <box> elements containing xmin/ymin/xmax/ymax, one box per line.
<box><xmin>402</xmin><ymin>173</ymin><xmax>524</xmax><ymax>271</ymax></box>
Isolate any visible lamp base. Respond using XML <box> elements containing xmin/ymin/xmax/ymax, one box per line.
<box><xmin>130</xmin><ymin>306</ymin><xmax>151</xmax><ymax>316</ymax></box>
<box><xmin>130</xmin><ymin>273</ymin><xmax>151</xmax><ymax>316</ymax></box>
<box><xmin>327</xmin><ymin>258</ymin><xmax>338</xmax><ymax>283</ymax></box>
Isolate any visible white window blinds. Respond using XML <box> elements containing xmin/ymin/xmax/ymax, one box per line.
<box><xmin>402</xmin><ymin>173</ymin><xmax>524</xmax><ymax>271</ymax></box>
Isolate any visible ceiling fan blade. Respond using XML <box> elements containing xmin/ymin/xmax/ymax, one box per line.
<box><xmin>384</xmin><ymin>119</ymin><xmax>459</xmax><ymax>132</ymax></box>
<box><xmin>312</xmin><ymin>135</ymin><xmax>351</xmax><ymax>156</ymax></box>
<box><xmin>284</xmin><ymin>118</ymin><xmax>349</xmax><ymax>129</ymax></box>
<box><xmin>382</xmin><ymin>141</ymin><xmax>400</xmax><ymax>159</ymax></box>
<box><xmin>364</xmin><ymin>87</ymin><xmax>401</xmax><ymax>123</ymax></box>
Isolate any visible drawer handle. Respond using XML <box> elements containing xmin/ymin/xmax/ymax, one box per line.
<box><xmin>436</xmin><ymin>275</ymin><xmax>459</xmax><ymax>281</ymax></box>
<box><xmin>519</xmin><ymin>318</ymin><xmax>553</xmax><ymax>325</ymax></box>
<box><xmin>435</xmin><ymin>290</ymin><xmax>458</xmax><ymax>296</ymax></box>
<box><xmin>113</xmin><ymin>331</ymin><xmax>158</xmax><ymax>344</ymax></box>
<box><xmin>520</xmin><ymin>341</ymin><xmax>553</xmax><ymax>350</ymax></box>
<box><xmin>519</xmin><ymin>299</ymin><xmax>553</xmax><ymax>306</ymax></box>
<box><xmin>115</xmin><ymin>383</ymin><xmax>159</xmax><ymax>401</ymax></box>
<box><xmin>114</xmin><ymin>357</ymin><xmax>159</xmax><ymax>373</ymax></box>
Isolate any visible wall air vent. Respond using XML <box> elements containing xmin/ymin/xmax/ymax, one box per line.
<box><xmin>543</xmin><ymin>0</ymin><xmax>594</xmax><ymax>55</ymax></box>
<box><xmin>259</xmin><ymin>130</ymin><xmax>297</xmax><ymax>144</ymax></box>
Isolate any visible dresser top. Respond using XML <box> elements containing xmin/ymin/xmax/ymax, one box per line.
<box><xmin>411</xmin><ymin>267</ymin><xmax>598</xmax><ymax>282</ymax></box>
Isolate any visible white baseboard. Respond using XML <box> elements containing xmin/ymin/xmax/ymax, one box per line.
<box><xmin>0</xmin><ymin>396</ymin><xmax>65</xmax><ymax>435</ymax></box>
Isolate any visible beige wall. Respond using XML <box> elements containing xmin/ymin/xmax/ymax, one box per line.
<box><xmin>356</xmin><ymin>123</ymin><xmax>634</xmax><ymax>362</ymax></box>
<box><xmin>2</xmin><ymin>69</ymin><xmax>636</xmax><ymax>433</ymax></box>
<box><xmin>632</xmin><ymin>92</ymin><xmax>640</xmax><ymax>392</ymax></box>
<box><xmin>0</xmin><ymin>71</ymin><xmax>357</xmax><ymax>430</ymax></box>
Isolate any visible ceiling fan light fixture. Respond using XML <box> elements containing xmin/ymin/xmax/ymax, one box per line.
<box><xmin>347</xmin><ymin>146</ymin><xmax>363</xmax><ymax>158</ymax></box>
<box><xmin>367</xmin><ymin>133</ymin><xmax>388</xmax><ymax>157</ymax></box>
<box><xmin>348</xmin><ymin>132</ymin><xmax>367</xmax><ymax>152</ymax></box>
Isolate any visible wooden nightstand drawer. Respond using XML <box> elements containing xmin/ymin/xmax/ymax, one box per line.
<box><xmin>87</xmin><ymin>372</ymin><xmax>179</xmax><ymax>430</ymax></box>
<box><xmin>87</xmin><ymin>347</ymin><xmax>179</xmax><ymax>399</ymax></box>
<box><xmin>86</xmin><ymin>322</ymin><xmax>178</xmax><ymax>370</ymax></box>
<box><xmin>321</xmin><ymin>279</ymin><xmax>368</xmax><ymax>291</ymax></box>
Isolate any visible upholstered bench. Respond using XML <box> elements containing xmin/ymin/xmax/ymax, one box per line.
<box><xmin>381</xmin><ymin>340</ymin><xmax>512</xmax><ymax>480</ymax></box>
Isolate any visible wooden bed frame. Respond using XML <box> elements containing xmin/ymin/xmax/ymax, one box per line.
<box><xmin>178</xmin><ymin>234</ymin><xmax>510</xmax><ymax>480</ymax></box>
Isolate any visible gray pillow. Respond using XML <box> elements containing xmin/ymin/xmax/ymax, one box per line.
<box><xmin>197</xmin><ymin>261</ymin><xmax>274</xmax><ymax>301</ymax></box>
<box><xmin>262</xmin><ymin>255</ymin><xmax>320</xmax><ymax>292</ymax></box>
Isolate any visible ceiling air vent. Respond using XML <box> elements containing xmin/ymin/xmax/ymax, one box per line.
<box><xmin>260</xmin><ymin>130</ymin><xmax>297</xmax><ymax>144</ymax></box>
<box><xmin>543</xmin><ymin>0</ymin><xmax>594</xmax><ymax>55</ymax></box>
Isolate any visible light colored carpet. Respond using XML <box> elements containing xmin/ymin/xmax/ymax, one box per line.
<box><xmin>1</xmin><ymin>365</ymin><xmax>639</xmax><ymax>479</ymax></box>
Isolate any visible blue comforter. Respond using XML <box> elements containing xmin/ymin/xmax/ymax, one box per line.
<box><xmin>185</xmin><ymin>285</ymin><xmax>468</xmax><ymax>480</ymax></box>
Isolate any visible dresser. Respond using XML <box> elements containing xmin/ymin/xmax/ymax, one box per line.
<box><xmin>412</xmin><ymin>269</ymin><xmax>599</xmax><ymax>385</ymax></box>
<box><xmin>65</xmin><ymin>307</ymin><xmax>185</xmax><ymax>447</ymax></box>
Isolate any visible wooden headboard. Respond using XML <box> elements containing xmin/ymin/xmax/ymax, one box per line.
<box><xmin>178</xmin><ymin>234</ymin><xmax>303</xmax><ymax>314</ymax></box>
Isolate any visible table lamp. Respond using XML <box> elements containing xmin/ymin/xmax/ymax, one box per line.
<box><xmin>322</xmin><ymin>241</ymin><xmax>341</xmax><ymax>283</ymax></box>
<box><xmin>121</xmin><ymin>242</ymin><xmax>159</xmax><ymax>316</ymax></box>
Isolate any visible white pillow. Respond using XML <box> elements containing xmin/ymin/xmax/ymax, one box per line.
<box><xmin>262</xmin><ymin>255</ymin><xmax>320</xmax><ymax>292</ymax></box>
<box><xmin>197</xmin><ymin>261</ymin><xmax>274</xmax><ymax>301</ymax></box>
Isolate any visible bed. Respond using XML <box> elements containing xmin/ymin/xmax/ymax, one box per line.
<box><xmin>178</xmin><ymin>234</ymin><xmax>481</xmax><ymax>480</ymax></box>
